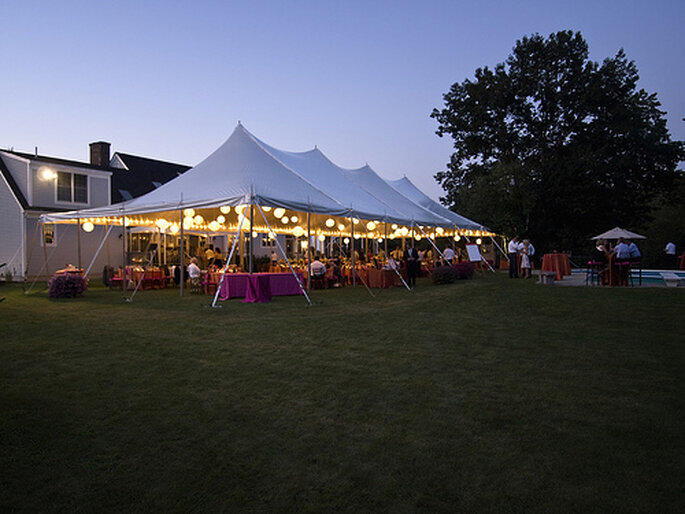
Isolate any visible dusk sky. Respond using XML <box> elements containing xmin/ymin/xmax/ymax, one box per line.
<box><xmin>1</xmin><ymin>0</ymin><xmax>682</xmax><ymax>202</ymax></box>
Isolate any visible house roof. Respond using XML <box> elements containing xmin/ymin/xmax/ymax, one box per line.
<box><xmin>111</xmin><ymin>153</ymin><xmax>191</xmax><ymax>204</ymax></box>
<box><xmin>6</xmin><ymin>150</ymin><xmax>113</xmax><ymax>172</ymax></box>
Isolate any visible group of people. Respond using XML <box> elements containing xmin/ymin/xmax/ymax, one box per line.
<box><xmin>507</xmin><ymin>236</ymin><xmax>536</xmax><ymax>279</ymax></box>
<box><xmin>591</xmin><ymin>237</ymin><xmax>641</xmax><ymax>285</ymax></box>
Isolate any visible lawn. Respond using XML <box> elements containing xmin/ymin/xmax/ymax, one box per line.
<box><xmin>1</xmin><ymin>275</ymin><xmax>683</xmax><ymax>512</ymax></box>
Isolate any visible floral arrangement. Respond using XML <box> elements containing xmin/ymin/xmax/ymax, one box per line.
<box><xmin>48</xmin><ymin>273</ymin><xmax>88</xmax><ymax>298</ymax></box>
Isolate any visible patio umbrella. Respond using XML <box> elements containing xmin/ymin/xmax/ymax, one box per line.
<box><xmin>591</xmin><ymin>227</ymin><xmax>646</xmax><ymax>240</ymax></box>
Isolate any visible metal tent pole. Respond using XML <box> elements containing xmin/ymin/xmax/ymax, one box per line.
<box><xmin>77</xmin><ymin>216</ymin><xmax>82</xmax><ymax>272</ymax></box>
<box><xmin>122</xmin><ymin>214</ymin><xmax>128</xmax><ymax>296</ymax></box>
<box><xmin>179</xmin><ymin>210</ymin><xmax>184</xmax><ymax>296</ymax></box>
<box><xmin>249</xmin><ymin>203</ymin><xmax>254</xmax><ymax>274</ymax></box>
<box><xmin>307</xmin><ymin>211</ymin><xmax>311</xmax><ymax>293</ymax></box>
<box><xmin>351</xmin><ymin>217</ymin><xmax>355</xmax><ymax>287</ymax></box>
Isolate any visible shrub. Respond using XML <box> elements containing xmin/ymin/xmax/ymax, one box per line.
<box><xmin>48</xmin><ymin>274</ymin><xmax>88</xmax><ymax>298</ymax></box>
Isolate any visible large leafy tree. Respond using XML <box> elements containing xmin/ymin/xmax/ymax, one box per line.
<box><xmin>432</xmin><ymin>30</ymin><xmax>683</xmax><ymax>251</ymax></box>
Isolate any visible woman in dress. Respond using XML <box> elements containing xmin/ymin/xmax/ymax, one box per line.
<box><xmin>520</xmin><ymin>240</ymin><xmax>531</xmax><ymax>278</ymax></box>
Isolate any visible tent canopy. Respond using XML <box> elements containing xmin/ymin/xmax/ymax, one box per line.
<box><xmin>591</xmin><ymin>227</ymin><xmax>646</xmax><ymax>240</ymax></box>
<box><xmin>42</xmin><ymin>124</ymin><xmax>489</xmax><ymax>233</ymax></box>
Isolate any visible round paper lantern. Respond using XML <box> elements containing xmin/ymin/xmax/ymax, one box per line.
<box><xmin>293</xmin><ymin>226</ymin><xmax>305</xmax><ymax>237</ymax></box>
<box><xmin>318</xmin><ymin>234</ymin><xmax>325</xmax><ymax>242</ymax></box>
<box><xmin>155</xmin><ymin>219</ymin><xmax>170</xmax><ymax>230</ymax></box>
<box><xmin>273</xmin><ymin>208</ymin><xmax>286</xmax><ymax>218</ymax></box>
<box><xmin>436</xmin><ymin>227</ymin><xmax>444</xmax><ymax>235</ymax></box>
<box><xmin>82</xmin><ymin>221</ymin><xmax>94</xmax><ymax>233</ymax></box>
<box><xmin>235</xmin><ymin>205</ymin><xmax>247</xmax><ymax>215</ymax></box>
<box><xmin>325</xmin><ymin>218</ymin><xmax>335</xmax><ymax>228</ymax></box>
<box><xmin>216</xmin><ymin>215</ymin><xmax>225</xmax><ymax>224</ymax></box>
<box><xmin>338</xmin><ymin>223</ymin><xmax>345</xmax><ymax>231</ymax></box>
<box><xmin>183</xmin><ymin>216</ymin><xmax>194</xmax><ymax>227</ymax></box>
<box><xmin>193</xmin><ymin>215</ymin><xmax>204</xmax><ymax>225</ymax></box>
<box><xmin>454</xmin><ymin>235</ymin><xmax>461</xmax><ymax>242</ymax></box>
<box><xmin>353</xmin><ymin>233</ymin><xmax>361</xmax><ymax>239</ymax></box>
<box><xmin>476</xmin><ymin>238</ymin><xmax>482</xmax><ymax>245</ymax></box>
<box><xmin>400</xmin><ymin>227</ymin><xmax>409</xmax><ymax>236</ymax></box>
<box><xmin>208</xmin><ymin>221</ymin><xmax>221</xmax><ymax>232</ymax></box>
<box><xmin>169</xmin><ymin>223</ymin><xmax>179</xmax><ymax>234</ymax></box>
<box><xmin>366</xmin><ymin>221</ymin><xmax>376</xmax><ymax>231</ymax></box>
<box><xmin>343</xmin><ymin>237</ymin><xmax>350</xmax><ymax>244</ymax></box>
<box><xmin>291</xmin><ymin>215</ymin><xmax>298</xmax><ymax>223</ymax></box>
<box><xmin>281</xmin><ymin>216</ymin><xmax>289</xmax><ymax>224</ymax></box>
<box><xmin>391</xmin><ymin>224</ymin><xmax>398</xmax><ymax>230</ymax></box>
<box><xmin>183</xmin><ymin>208</ymin><xmax>195</xmax><ymax>217</ymax></box>
<box><xmin>219</xmin><ymin>206</ymin><xmax>231</xmax><ymax>214</ymax></box>
<box><xmin>352</xmin><ymin>218</ymin><xmax>359</xmax><ymax>225</ymax></box>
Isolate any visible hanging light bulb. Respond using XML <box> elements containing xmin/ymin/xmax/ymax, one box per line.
<box><xmin>183</xmin><ymin>208</ymin><xmax>195</xmax><ymax>217</ymax></box>
<box><xmin>476</xmin><ymin>237</ymin><xmax>482</xmax><ymax>245</ymax></box>
<box><xmin>454</xmin><ymin>235</ymin><xmax>461</xmax><ymax>242</ymax></box>
<box><xmin>216</xmin><ymin>215</ymin><xmax>225</xmax><ymax>224</ymax></box>
<box><xmin>414</xmin><ymin>233</ymin><xmax>422</xmax><ymax>240</ymax></box>
<box><xmin>291</xmin><ymin>215</ymin><xmax>298</xmax><ymax>223</ymax></box>
<box><xmin>343</xmin><ymin>237</ymin><xmax>350</xmax><ymax>244</ymax></box>
<box><xmin>219</xmin><ymin>206</ymin><xmax>231</xmax><ymax>214</ymax></box>
<box><xmin>183</xmin><ymin>216</ymin><xmax>194</xmax><ymax>227</ymax></box>
<box><xmin>377</xmin><ymin>237</ymin><xmax>383</xmax><ymax>243</ymax></box>
<box><xmin>325</xmin><ymin>218</ymin><xmax>335</xmax><ymax>228</ymax></box>
<box><xmin>352</xmin><ymin>218</ymin><xmax>359</xmax><ymax>225</ymax></box>
<box><xmin>82</xmin><ymin>221</ymin><xmax>94</xmax><ymax>233</ymax></box>
<box><xmin>338</xmin><ymin>223</ymin><xmax>345</xmax><ymax>231</ymax></box>
<box><xmin>252</xmin><ymin>231</ymin><xmax>258</xmax><ymax>238</ymax></box>
<box><xmin>273</xmin><ymin>207</ymin><xmax>286</xmax><ymax>218</ymax></box>
<box><xmin>281</xmin><ymin>216</ymin><xmax>289</xmax><ymax>224</ymax></box>
<box><xmin>366</xmin><ymin>221</ymin><xmax>376</xmax><ymax>231</ymax></box>
<box><xmin>391</xmin><ymin>224</ymin><xmax>398</xmax><ymax>230</ymax></box>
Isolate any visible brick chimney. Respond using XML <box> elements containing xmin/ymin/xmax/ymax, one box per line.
<box><xmin>89</xmin><ymin>141</ymin><xmax>111</xmax><ymax>167</ymax></box>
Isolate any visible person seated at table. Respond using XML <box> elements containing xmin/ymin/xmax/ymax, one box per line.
<box><xmin>613</xmin><ymin>238</ymin><xmax>631</xmax><ymax>286</ymax></box>
<box><xmin>443</xmin><ymin>246</ymin><xmax>456</xmax><ymax>264</ymax></box>
<box><xmin>309</xmin><ymin>257</ymin><xmax>326</xmax><ymax>277</ymax></box>
<box><xmin>187</xmin><ymin>257</ymin><xmax>202</xmax><ymax>283</ymax></box>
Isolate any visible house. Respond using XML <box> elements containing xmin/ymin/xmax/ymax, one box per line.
<box><xmin>0</xmin><ymin>141</ymin><xmax>190</xmax><ymax>280</ymax></box>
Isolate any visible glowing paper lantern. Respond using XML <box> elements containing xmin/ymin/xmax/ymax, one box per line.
<box><xmin>400</xmin><ymin>227</ymin><xmax>409</xmax><ymax>236</ymax></box>
<box><xmin>219</xmin><ymin>206</ymin><xmax>231</xmax><ymax>214</ymax></box>
<box><xmin>281</xmin><ymin>216</ymin><xmax>289</xmax><ymax>224</ymax></box>
<box><xmin>354</xmin><ymin>233</ymin><xmax>361</xmax><ymax>239</ymax></box>
<box><xmin>454</xmin><ymin>235</ymin><xmax>461</xmax><ymax>241</ymax></box>
<box><xmin>216</xmin><ymin>215</ymin><xmax>225</xmax><ymax>224</ymax></box>
<box><xmin>156</xmin><ymin>219</ymin><xmax>170</xmax><ymax>230</ymax></box>
<box><xmin>262</xmin><ymin>206</ymin><xmax>272</xmax><ymax>212</ymax></box>
<box><xmin>343</xmin><ymin>237</ymin><xmax>350</xmax><ymax>244</ymax></box>
<box><xmin>193</xmin><ymin>215</ymin><xmax>204</xmax><ymax>225</ymax></box>
<box><xmin>273</xmin><ymin>208</ymin><xmax>286</xmax><ymax>218</ymax></box>
<box><xmin>169</xmin><ymin>223</ymin><xmax>179</xmax><ymax>234</ymax></box>
<box><xmin>366</xmin><ymin>221</ymin><xmax>376</xmax><ymax>231</ymax></box>
<box><xmin>208</xmin><ymin>221</ymin><xmax>221</xmax><ymax>232</ymax></box>
<box><xmin>352</xmin><ymin>218</ymin><xmax>359</xmax><ymax>225</ymax></box>
<box><xmin>235</xmin><ymin>205</ymin><xmax>247</xmax><ymax>215</ymax></box>
<box><xmin>291</xmin><ymin>216</ymin><xmax>298</xmax><ymax>223</ymax></box>
<box><xmin>183</xmin><ymin>216</ymin><xmax>194</xmax><ymax>227</ymax></box>
<box><xmin>436</xmin><ymin>227</ymin><xmax>444</xmax><ymax>235</ymax></box>
<box><xmin>325</xmin><ymin>218</ymin><xmax>335</xmax><ymax>228</ymax></box>
<box><xmin>391</xmin><ymin>224</ymin><xmax>398</xmax><ymax>230</ymax></box>
<box><xmin>183</xmin><ymin>208</ymin><xmax>195</xmax><ymax>217</ymax></box>
<box><xmin>476</xmin><ymin>238</ymin><xmax>482</xmax><ymax>245</ymax></box>
<box><xmin>318</xmin><ymin>234</ymin><xmax>325</xmax><ymax>242</ymax></box>
<box><xmin>82</xmin><ymin>221</ymin><xmax>94</xmax><ymax>233</ymax></box>
<box><xmin>293</xmin><ymin>226</ymin><xmax>305</xmax><ymax>237</ymax></box>
<box><xmin>338</xmin><ymin>223</ymin><xmax>345</xmax><ymax>231</ymax></box>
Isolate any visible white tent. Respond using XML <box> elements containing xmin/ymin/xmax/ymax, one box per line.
<box><xmin>385</xmin><ymin>176</ymin><xmax>486</xmax><ymax>232</ymax></box>
<box><xmin>591</xmin><ymin>227</ymin><xmax>646</xmax><ymax>240</ymax></box>
<box><xmin>43</xmin><ymin>124</ymin><xmax>488</xmax><ymax>233</ymax></box>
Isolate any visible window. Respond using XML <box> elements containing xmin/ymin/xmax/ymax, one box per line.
<box><xmin>260</xmin><ymin>234</ymin><xmax>275</xmax><ymax>247</ymax></box>
<box><xmin>56</xmin><ymin>171</ymin><xmax>88</xmax><ymax>203</ymax></box>
<box><xmin>43</xmin><ymin>224</ymin><xmax>56</xmax><ymax>246</ymax></box>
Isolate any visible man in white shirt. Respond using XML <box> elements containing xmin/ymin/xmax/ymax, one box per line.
<box><xmin>507</xmin><ymin>236</ymin><xmax>519</xmax><ymax>278</ymax></box>
<box><xmin>664</xmin><ymin>241</ymin><xmax>677</xmax><ymax>268</ymax></box>
<box><xmin>613</xmin><ymin>238</ymin><xmax>631</xmax><ymax>260</ymax></box>
<box><xmin>309</xmin><ymin>258</ymin><xmax>326</xmax><ymax>277</ymax></box>
<box><xmin>443</xmin><ymin>246</ymin><xmax>456</xmax><ymax>264</ymax></box>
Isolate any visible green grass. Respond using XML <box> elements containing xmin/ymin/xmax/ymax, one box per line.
<box><xmin>1</xmin><ymin>276</ymin><xmax>683</xmax><ymax>512</ymax></box>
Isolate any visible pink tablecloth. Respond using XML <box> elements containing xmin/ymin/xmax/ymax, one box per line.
<box><xmin>219</xmin><ymin>273</ymin><xmax>304</xmax><ymax>302</ymax></box>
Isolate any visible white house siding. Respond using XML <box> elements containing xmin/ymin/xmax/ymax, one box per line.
<box><xmin>0</xmin><ymin>175</ymin><xmax>25</xmax><ymax>278</ymax></box>
<box><xmin>24</xmin><ymin>215</ymin><xmax>124</xmax><ymax>280</ymax></box>
<box><xmin>89</xmin><ymin>176</ymin><xmax>110</xmax><ymax>206</ymax></box>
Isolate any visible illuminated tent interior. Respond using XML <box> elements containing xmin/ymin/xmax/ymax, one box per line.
<box><xmin>41</xmin><ymin>124</ymin><xmax>495</xmax><ymax>295</ymax></box>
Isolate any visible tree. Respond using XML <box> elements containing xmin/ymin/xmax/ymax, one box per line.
<box><xmin>432</xmin><ymin>30</ymin><xmax>683</xmax><ymax>252</ymax></box>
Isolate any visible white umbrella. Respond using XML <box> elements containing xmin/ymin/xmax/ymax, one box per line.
<box><xmin>591</xmin><ymin>227</ymin><xmax>646</xmax><ymax>240</ymax></box>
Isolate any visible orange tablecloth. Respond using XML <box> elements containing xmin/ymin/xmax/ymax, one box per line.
<box><xmin>680</xmin><ymin>253</ymin><xmax>685</xmax><ymax>270</ymax></box>
<box><xmin>541</xmin><ymin>253</ymin><xmax>571</xmax><ymax>281</ymax></box>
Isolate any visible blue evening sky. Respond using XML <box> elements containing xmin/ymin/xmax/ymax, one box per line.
<box><xmin>1</xmin><ymin>0</ymin><xmax>682</xmax><ymax>202</ymax></box>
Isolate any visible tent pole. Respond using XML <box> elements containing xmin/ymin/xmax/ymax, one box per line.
<box><xmin>256</xmin><ymin>204</ymin><xmax>312</xmax><ymax>305</ymax></box>
<box><xmin>41</xmin><ymin>221</ymin><xmax>50</xmax><ymax>279</ymax></box>
<box><xmin>211</xmin><ymin>212</ymin><xmax>247</xmax><ymax>308</ymax></box>
<box><xmin>307</xmin><ymin>211</ymin><xmax>311</xmax><ymax>293</ymax></box>
<box><xmin>179</xmin><ymin>210</ymin><xmax>184</xmax><ymax>297</ymax></box>
<box><xmin>416</xmin><ymin>225</ymin><xmax>447</xmax><ymax>261</ymax></box>
<box><xmin>77</xmin><ymin>216</ymin><xmax>82</xmax><ymax>272</ymax></box>
<box><xmin>351</xmin><ymin>217</ymin><xmax>355</xmax><ymax>287</ymax></box>
<box><xmin>122</xmin><ymin>214</ymin><xmax>128</xmax><ymax>296</ymax></box>
<box><xmin>84</xmin><ymin>222</ymin><xmax>115</xmax><ymax>278</ymax></box>
<box><xmin>249</xmin><ymin>204</ymin><xmax>254</xmax><ymax>274</ymax></box>
<box><xmin>384</xmin><ymin>222</ymin><xmax>388</xmax><ymax>261</ymax></box>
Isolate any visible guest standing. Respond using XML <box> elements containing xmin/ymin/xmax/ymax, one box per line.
<box><xmin>507</xmin><ymin>236</ymin><xmax>519</xmax><ymax>278</ymax></box>
<box><xmin>403</xmin><ymin>245</ymin><xmax>420</xmax><ymax>288</ymax></box>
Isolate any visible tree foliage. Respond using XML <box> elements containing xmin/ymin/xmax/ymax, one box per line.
<box><xmin>432</xmin><ymin>31</ymin><xmax>683</xmax><ymax>251</ymax></box>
